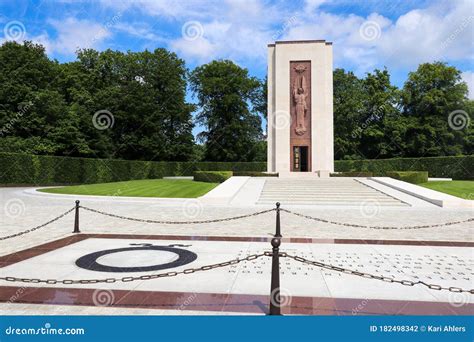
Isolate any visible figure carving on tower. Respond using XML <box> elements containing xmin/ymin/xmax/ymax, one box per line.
<box><xmin>292</xmin><ymin>64</ymin><xmax>308</xmax><ymax>136</ymax></box>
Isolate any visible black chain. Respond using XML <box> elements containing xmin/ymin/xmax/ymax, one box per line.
<box><xmin>80</xmin><ymin>206</ymin><xmax>275</xmax><ymax>224</ymax></box>
<box><xmin>282</xmin><ymin>252</ymin><xmax>474</xmax><ymax>294</ymax></box>
<box><xmin>0</xmin><ymin>207</ymin><xmax>75</xmax><ymax>241</ymax></box>
<box><xmin>0</xmin><ymin>253</ymin><xmax>266</xmax><ymax>284</ymax></box>
<box><xmin>1</xmin><ymin>250</ymin><xmax>470</xmax><ymax>294</ymax></box>
<box><xmin>2</xmin><ymin>203</ymin><xmax>472</xmax><ymax>294</ymax></box>
<box><xmin>281</xmin><ymin>208</ymin><xmax>474</xmax><ymax>230</ymax></box>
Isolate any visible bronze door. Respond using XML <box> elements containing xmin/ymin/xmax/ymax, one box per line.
<box><xmin>293</xmin><ymin>146</ymin><xmax>309</xmax><ymax>172</ymax></box>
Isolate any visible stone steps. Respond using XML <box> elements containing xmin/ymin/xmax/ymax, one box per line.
<box><xmin>257</xmin><ymin>200</ymin><xmax>407</xmax><ymax>206</ymax></box>
<box><xmin>259</xmin><ymin>194</ymin><xmax>404</xmax><ymax>198</ymax></box>
<box><xmin>259</xmin><ymin>191</ymin><xmax>397</xmax><ymax>195</ymax></box>
<box><xmin>260</xmin><ymin>190</ymin><xmax>384</xmax><ymax>194</ymax></box>
<box><xmin>257</xmin><ymin>178</ymin><xmax>408</xmax><ymax>206</ymax></box>
<box><xmin>259</xmin><ymin>196</ymin><xmax>399</xmax><ymax>201</ymax></box>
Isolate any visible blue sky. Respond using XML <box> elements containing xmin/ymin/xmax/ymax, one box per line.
<box><xmin>1</xmin><ymin>0</ymin><xmax>473</xmax><ymax>134</ymax></box>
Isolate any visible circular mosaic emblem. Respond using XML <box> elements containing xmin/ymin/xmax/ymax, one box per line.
<box><xmin>75</xmin><ymin>244</ymin><xmax>197</xmax><ymax>273</ymax></box>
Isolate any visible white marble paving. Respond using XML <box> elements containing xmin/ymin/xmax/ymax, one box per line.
<box><xmin>1</xmin><ymin>238</ymin><xmax>472</xmax><ymax>304</ymax></box>
<box><xmin>1</xmin><ymin>185</ymin><xmax>473</xmax><ymax>314</ymax></box>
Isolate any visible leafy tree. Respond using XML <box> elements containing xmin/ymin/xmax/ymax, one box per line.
<box><xmin>0</xmin><ymin>41</ymin><xmax>90</xmax><ymax>156</ymax></box>
<box><xmin>400</xmin><ymin>62</ymin><xmax>471</xmax><ymax>156</ymax></box>
<box><xmin>1</xmin><ymin>41</ymin><xmax>471</xmax><ymax>164</ymax></box>
<box><xmin>0</xmin><ymin>42</ymin><xmax>195</xmax><ymax>161</ymax></box>
<box><xmin>332</xmin><ymin>63</ymin><xmax>472</xmax><ymax>160</ymax></box>
<box><xmin>190</xmin><ymin>60</ymin><xmax>263</xmax><ymax>161</ymax></box>
<box><xmin>253</xmin><ymin>76</ymin><xmax>267</xmax><ymax>120</ymax></box>
<box><xmin>69</xmin><ymin>48</ymin><xmax>195</xmax><ymax>161</ymax></box>
<box><xmin>190</xmin><ymin>143</ymin><xmax>205</xmax><ymax>162</ymax></box>
<box><xmin>332</xmin><ymin>68</ymin><xmax>366</xmax><ymax>159</ymax></box>
<box><xmin>358</xmin><ymin>68</ymin><xmax>402</xmax><ymax>159</ymax></box>
<box><xmin>252</xmin><ymin>140</ymin><xmax>267</xmax><ymax>162</ymax></box>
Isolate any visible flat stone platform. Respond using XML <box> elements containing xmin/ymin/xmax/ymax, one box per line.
<box><xmin>0</xmin><ymin>234</ymin><xmax>472</xmax><ymax>315</ymax></box>
<box><xmin>371</xmin><ymin>177</ymin><xmax>473</xmax><ymax>208</ymax></box>
<box><xmin>1</xmin><ymin>187</ymin><xmax>472</xmax><ymax>315</ymax></box>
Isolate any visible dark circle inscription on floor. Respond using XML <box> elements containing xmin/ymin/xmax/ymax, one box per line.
<box><xmin>75</xmin><ymin>244</ymin><xmax>197</xmax><ymax>273</ymax></box>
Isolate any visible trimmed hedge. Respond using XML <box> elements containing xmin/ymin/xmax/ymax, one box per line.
<box><xmin>1</xmin><ymin>152</ymin><xmax>471</xmax><ymax>185</ymax></box>
<box><xmin>386</xmin><ymin>171</ymin><xmax>428</xmax><ymax>184</ymax></box>
<box><xmin>0</xmin><ymin>152</ymin><xmax>265</xmax><ymax>185</ymax></box>
<box><xmin>233</xmin><ymin>171</ymin><xmax>278</xmax><ymax>177</ymax></box>
<box><xmin>330</xmin><ymin>171</ymin><xmax>373</xmax><ymax>177</ymax></box>
<box><xmin>193</xmin><ymin>171</ymin><xmax>232</xmax><ymax>183</ymax></box>
<box><xmin>334</xmin><ymin>155</ymin><xmax>473</xmax><ymax>180</ymax></box>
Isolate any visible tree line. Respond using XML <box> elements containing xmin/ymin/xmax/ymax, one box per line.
<box><xmin>0</xmin><ymin>41</ymin><xmax>471</xmax><ymax>162</ymax></box>
<box><xmin>334</xmin><ymin>66</ymin><xmax>472</xmax><ymax>159</ymax></box>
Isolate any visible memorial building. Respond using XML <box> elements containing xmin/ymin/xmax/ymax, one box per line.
<box><xmin>267</xmin><ymin>40</ymin><xmax>334</xmax><ymax>176</ymax></box>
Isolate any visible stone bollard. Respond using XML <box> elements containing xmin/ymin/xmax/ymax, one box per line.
<box><xmin>73</xmin><ymin>200</ymin><xmax>80</xmax><ymax>233</ymax></box>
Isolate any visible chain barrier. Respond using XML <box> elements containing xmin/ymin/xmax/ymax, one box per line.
<box><xmin>1</xmin><ymin>250</ymin><xmax>471</xmax><ymax>295</ymax></box>
<box><xmin>1</xmin><ymin>202</ymin><xmax>472</xmax><ymax>297</ymax></box>
<box><xmin>281</xmin><ymin>252</ymin><xmax>474</xmax><ymax>294</ymax></box>
<box><xmin>2</xmin><ymin>203</ymin><xmax>471</xmax><ymax>239</ymax></box>
<box><xmin>281</xmin><ymin>208</ymin><xmax>474</xmax><ymax>230</ymax></box>
<box><xmin>79</xmin><ymin>205</ymin><xmax>275</xmax><ymax>225</ymax></box>
<box><xmin>0</xmin><ymin>253</ymin><xmax>266</xmax><ymax>285</ymax></box>
<box><xmin>0</xmin><ymin>207</ymin><xmax>75</xmax><ymax>241</ymax></box>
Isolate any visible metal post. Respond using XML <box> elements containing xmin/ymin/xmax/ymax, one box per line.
<box><xmin>269</xmin><ymin>237</ymin><xmax>281</xmax><ymax>315</ymax></box>
<box><xmin>73</xmin><ymin>200</ymin><xmax>80</xmax><ymax>233</ymax></box>
<box><xmin>275</xmin><ymin>202</ymin><xmax>281</xmax><ymax>238</ymax></box>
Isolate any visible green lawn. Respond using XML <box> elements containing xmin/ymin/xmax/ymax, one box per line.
<box><xmin>419</xmin><ymin>181</ymin><xmax>473</xmax><ymax>199</ymax></box>
<box><xmin>38</xmin><ymin>179</ymin><xmax>218</xmax><ymax>198</ymax></box>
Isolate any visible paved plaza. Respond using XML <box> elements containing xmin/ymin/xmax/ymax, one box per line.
<box><xmin>0</xmin><ymin>185</ymin><xmax>473</xmax><ymax>315</ymax></box>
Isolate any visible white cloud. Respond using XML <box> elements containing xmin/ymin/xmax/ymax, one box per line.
<box><xmin>304</xmin><ymin>0</ymin><xmax>329</xmax><ymax>12</ymax></box>
<box><xmin>378</xmin><ymin>1</ymin><xmax>474</xmax><ymax>67</ymax></box>
<box><xmin>100</xmin><ymin>0</ymin><xmax>215</xmax><ymax>20</ymax></box>
<box><xmin>99</xmin><ymin>0</ymin><xmax>284</xmax><ymax>63</ymax></box>
<box><xmin>20</xmin><ymin>0</ymin><xmax>471</xmax><ymax>75</ymax></box>
<box><xmin>47</xmin><ymin>17</ymin><xmax>112</xmax><ymax>55</ymax></box>
<box><xmin>5</xmin><ymin>17</ymin><xmax>114</xmax><ymax>56</ymax></box>
<box><xmin>113</xmin><ymin>22</ymin><xmax>165</xmax><ymax>42</ymax></box>
<box><xmin>281</xmin><ymin>0</ymin><xmax>474</xmax><ymax>73</ymax></box>
<box><xmin>29</xmin><ymin>32</ymin><xmax>52</xmax><ymax>52</ymax></box>
<box><xmin>164</xmin><ymin>0</ymin><xmax>283</xmax><ymax>63</ymax></box>
<box><xmin>170</xmin><ymin>37</ymin><xmax>216</xmax><ymax>63</ymax></box>
<box><xmin>461</xmin><ymin>71</ymin><xmax>474</xmax><ymax>100</ymax></box>
<box><xmin>161</xmin><ymin>0</ymin><xmax>473</xmax><ymax>72</ymax></box>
